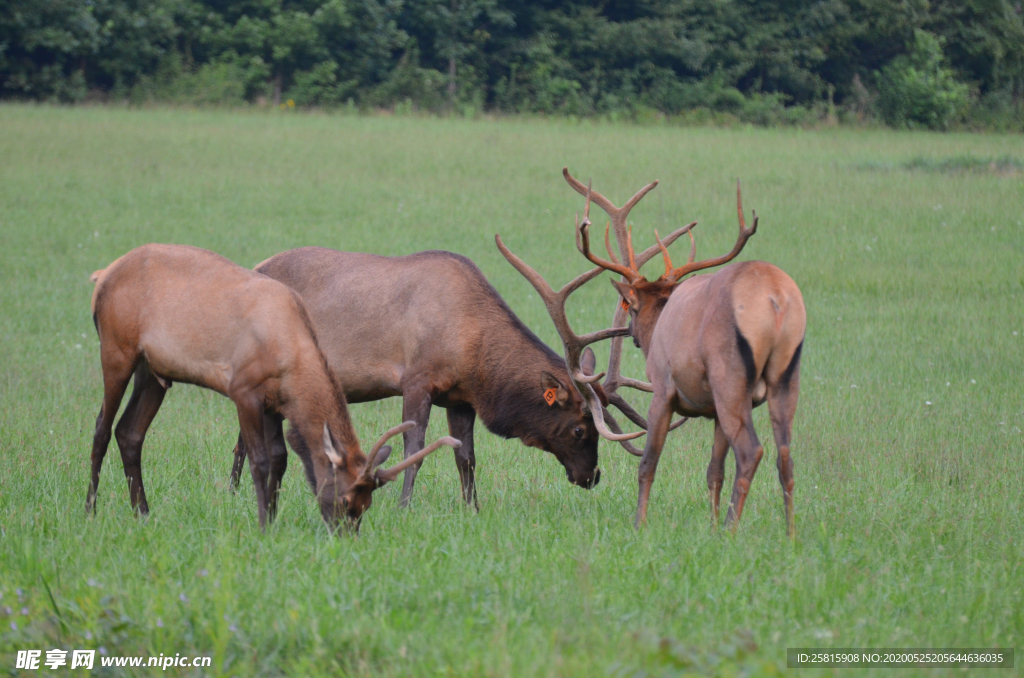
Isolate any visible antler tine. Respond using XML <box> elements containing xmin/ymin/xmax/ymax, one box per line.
<box><xmin>584</xmin><ymin>179</ymin><xmax>592</xmax><ymax>223</ymax></box>
<box><xmin>361</xmin><ymin>421</ymin><xmax>416</xmax><ymax>479</ymax></box>
<box><xmin>654</xmin><ymin>229</ymin><xmax>672</xmax><ymax>277</ymax></box>
<box><xmin>590</xmin><ymin>397</ymin><xmax>645</xmax><ymax>441</ymax></box>
<box><xmin>601</xmin><ymin>407</ymin><xmax>644</xmax><ymax>456</ymax></box>
<box><xmin>634</xmin><ymin>221</ymin><xmax>697</xmax><ymax>269</ymax></box>
<box><xmin>604</xmin><ymin>223</ymin><xmax>620</xmax><ymax>264</ymax></box>
<box><xmin>563</xmin><ymin>166</ymin><xmax>620</xmax><ymax>219</ymax></box>
<box><xmin>575</xmin><ymin>214</ymin><xmax>641</xmax><ymax>282</ymax></box>
<box><xmin>737</xmin><ymin>178</ymin><xmax>745</xmax><ymax>228</ymax></box>
<box><xmin>651</xmin><ymin>224</ymin><xmax>697</xmax><ymax>276</ymax></box>
<box><xmin>659</xmin><ymin>181</ymin><xmax>758</xmax><ymax>283</ymax></box>
<box><xmin>621</xmin><ymin>179</ymin><xmax>660</xmax><ymax>216</ymax></box>
<box><xmin>627</xmin><ymin>226</ymin><xmax>637</xmax><ymax>270</ymax></box>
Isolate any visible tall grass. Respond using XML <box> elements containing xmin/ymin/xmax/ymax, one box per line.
<box><xmin>0</xmin><ymin>105</ymin><xmax>1022</xmax><ymax>676</ymax></box>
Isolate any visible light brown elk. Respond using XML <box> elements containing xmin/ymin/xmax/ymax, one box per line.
<box><xmin>229</xmin><ymin>248</ymin><xmax>625</xmax><ymax>508</ymax></box>
<box><xmin>87</xmin><ymin>244</ymin><xmax>458</xmax><ymax>531</ymax></box>
<box><xmin>565</xmin><ymin>168</ymin><xmax>806</xmax><ymax>535</ymax></box>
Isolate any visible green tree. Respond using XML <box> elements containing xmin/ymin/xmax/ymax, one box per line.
<box><xmin>876</xmin><ymin>28</ymin><xmax>971</xmax><ymax>128</ymax></box>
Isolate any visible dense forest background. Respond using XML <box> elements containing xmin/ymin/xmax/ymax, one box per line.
<box><xmin>2</xmin><ymin>0</ymin><xmax>1023</xmax><ymax>129</ymax></box>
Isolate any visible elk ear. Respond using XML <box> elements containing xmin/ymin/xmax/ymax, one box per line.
<box><xmin>373</xmin><ymin>445</ymin><xmax>393</xmax><ymax>469</ymax></box>
<box><xmin>540</xmin><ymin>372</ymin><xmax>571</xmax><ymax>408</ymax></box>
<box><xmin>581</xmin><ymin>348</ymin><xmax>609</xmax><ymax>406</ymax></box>
<box><xmin>611</xmin><ymin>280</ymin><xmax>638</xmax><ymax>310</ymax></box>
<box><xmin>322</xmin><ymin>423</ymin><xmax>346</xmax><ymax>469</ymax></box>
<box><xmin>581</xmin><ymin>347</ymin><xmax>597</xmax><ymax>376</ymax></box>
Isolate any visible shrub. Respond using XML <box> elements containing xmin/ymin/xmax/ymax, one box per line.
<box><xmin>876</xmin><ymin>30</ymin><xmax>971</xmax><ymax>130</ymax></box>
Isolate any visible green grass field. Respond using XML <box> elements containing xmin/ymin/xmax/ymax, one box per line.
<box><xmin>1</xmin><ymin>105</ymin><xmax>1022</xmax><ymax>677</ymax></box>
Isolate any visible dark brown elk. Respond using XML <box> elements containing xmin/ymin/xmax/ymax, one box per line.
<box><xmin>565</xmin><ymin>168</ymin><xmax>806</xmax><ymax>535</ymax></box>
<box><xmin>228</xmin><ymin>247</ymin><xmax>621</xmax><ymax>508</ymax></box>
<box><xmin>87</xmin><ymin>244</ymin><xmax>458</xmax><ymax>531</ymax></box>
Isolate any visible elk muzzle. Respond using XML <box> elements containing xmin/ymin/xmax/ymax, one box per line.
<box><xmin>567</xmin><ymin>466</ymin><xmax>601</xmax><ymax>489</ymax></box>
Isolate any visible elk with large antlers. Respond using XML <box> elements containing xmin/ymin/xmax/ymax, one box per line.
<box><xmin>565</xmin><ymin>168</ymin><xmax>806</xmax><ymax>535</ymax></box>
<box><xmin>87</xmin><ymin>244</ymin><xmax>458</xmax><ymax>532</ymax></box>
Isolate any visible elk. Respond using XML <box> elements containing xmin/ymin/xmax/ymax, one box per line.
<box><xmin>87</xmin><ymin>243</ymin><xmax>458</xmax><ymax>531</ymax></box>
<box><xmin>565</xmin><ymin>168</ymin><xmax>806</xmax><ymax>535</ymax></box>
<box><xmin>228</xmin><ymin>248</ymin><xmax>623</xmax><ymax>508</ymax></box>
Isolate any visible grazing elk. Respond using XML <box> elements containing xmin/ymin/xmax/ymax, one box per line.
<box><xmin>565</xmin><ymin>168</ymin><xmax>806</xmax><ymax>535</ymax></box>
<box><xmin>87</xmin><ymin>244</ymin><xmax>458</xmax><ymax>531</ymax></box>
<box><xmin>229</xmin><ymin>248</ymin><xmax>626</xmax><ymax>509</ymax></box>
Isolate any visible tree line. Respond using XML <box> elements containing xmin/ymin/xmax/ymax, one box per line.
<box><xmin>2</xmin><ymin>0</ymin><xmax>1023</xmax><ymax>129</ymax></box>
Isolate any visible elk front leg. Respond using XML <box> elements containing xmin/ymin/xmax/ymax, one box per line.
<box><xmin>264</xmin><ymin>412</ymin><xmax>288</xmax><ymax>523</ymax></box>
<box><xmin>86</xmin><ymin>349</ymin><xmax>135</xmax><ymax>515</ymax></box>
<box><xmin>229</xmin><ymin>433</ymin><xmax>246</xmax><ymax>493</ymax></box>
<box><xmin>635</xmin><ymin>393</ymin><xmax>673</xmax><ymax>528</ymax></box>
<box><xmin>235</xmin><ymin>397</ymin><xmax>271</xmax><ymax>529</ymax></box>
<box><xmin>707</xmin><ymin>419</ymin><xmax>729</xmax><ymax>528</ymax></box>
<box><xmin>446</xmin><ymin>405</ymin><xmax>477</xmax><ymax>510</ymax></box>
<box><xmin>398</xmin><ymin>388</ymin><xmax>433</xmax><ymax>508</ymax></box>
<box><xmin>113</xmin><ymin>363</ymin><xmax>168</xmax><ymax>516</ymax></box>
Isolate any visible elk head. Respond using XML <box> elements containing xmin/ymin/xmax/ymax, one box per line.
<box><xmin>310</xmin><ymin>421</ymin><xmax>460</xmax><ymax>531</ymax></box>
<box><xmin>519</xmin><ymin>344</ymin><xmax>609</xmax><ymax>488</ymax></box>
<box><xmin>565</xmin><ymin>168</ymin><xmax>758</xmax><ymax>357</ymax></box>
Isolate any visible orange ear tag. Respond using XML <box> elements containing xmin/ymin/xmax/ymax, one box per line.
<box><xmin>621</xmin><ymin>299</ymin><xmax>630</xmax><ymax>312</ymax></box>
<box><xmin>543</xmin><ymin>388</ymin><xmax>557</xmax><ymax>406</ymax></box>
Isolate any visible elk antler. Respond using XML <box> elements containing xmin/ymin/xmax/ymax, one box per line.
<box><xmin>360</xmin><ymin>421</ymin><xmax>416</xmax><ymax>480</ymax></box>
<box><xmin>494</xmin><ymin>232</ymin><xmax>644</xmax><ymax>442</ymax></box>
<box><xmin>574</xmin><ymin>182</ymin><xmax>641</xmax><ymax>282</ymax></box>
<box><xmin>658</xmin><ymin>179</ymin><xmax>758</xmax><ymax>283</ymax></box>
<box><xmin>373</xmin><ymin>437</ymin><xmax>462</xmax><ymax>485</ymax></box>
<box><xmin>564</xmin><ymin>166</ymin><xmax>658</xmax><ymax>265</ymax></box>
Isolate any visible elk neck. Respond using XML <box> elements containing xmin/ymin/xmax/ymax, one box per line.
<box><xmin>282</xmin><ymin>338</ymin><xmax>364</xmax><ymax>468</ymax></box>
<box><xmin>469</xmin><ymin>303</ymin><xmax>577</xmax><ymax>441</ymax></box>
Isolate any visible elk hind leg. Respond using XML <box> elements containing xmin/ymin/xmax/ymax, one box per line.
<box><xmin>398</xmin><ymin>388</ymin><xmax>433</xmax><ymax>508</ymax></box>
<box><xmin>229</xmin><ymin>434</ymin><xmax>246</xmax><ymax>493</ymax></box>
<box><xmin>767</xmin><ymin>385</ymin><xmax>799</xmax><ymax>538</ymax></box>
<box><xmin>717</xmin><ymin>404</ymin><xmax>763</xmax><ymax>531</ymax></box>
<box><xmin>446</xmin><ymin>405</ymin><xmax>477</xmax><ymax>510</ymax></box>
<box><xmin>707</xmin><ymin>419</ymin><xmax>730</xmax><ymax>528</ymax></box>
<box><xmin>264</xmin><ymin>412</ymin><xmax>288</xmax><ymax>522</ymax></box>
<box><xmin>113</xmin><ymin>362</ymin><xmax>168</xmax><ymax>515</ymax></box>
<box><xmin>86</xmin><ymin>348</ymin><xmax>136</xmax><ymax>514</ymax></box>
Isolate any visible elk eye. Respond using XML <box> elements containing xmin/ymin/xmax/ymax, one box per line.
<box><xmin>573</xmin><ymin>426</ymin><xmax>585</xmax><ymax>439</ymax></box>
